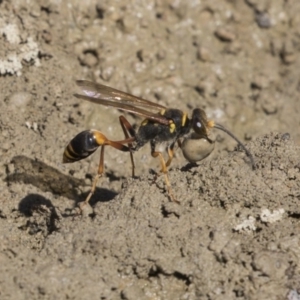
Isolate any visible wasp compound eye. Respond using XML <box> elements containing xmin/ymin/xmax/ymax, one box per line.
<box><xmin>181</xmin><ymin>132</ymin><xmax>215</xmax><ymax>163</ymax></box>
<box><xmin>195</xmin><ymin>121</ymin><xmax>202</xmax><ymax>130</ymax></box>
<box><xmin>191</xmin><ymin>108</ymin><xmax>209</xmax><ymax>136</ymax></box>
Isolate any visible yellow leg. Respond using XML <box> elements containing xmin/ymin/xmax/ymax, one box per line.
<box><xmin>79</xmin><ymin>131</ymin><xmax>133</xmax><ymax>211</ymax></box>
<box><xmin>166</xmin><ymin>143</ymin><xmax>175</xmax><ymax>167</ymax></box>
<box><xmin>119</xmin><ymin>116</ymin><xmax>136</xmax><ymax>177</ymax></box>
<box><xmin>79</xmin><ymin>144</ymin><xmax>105</xmax><ymax>211</ymax></box>
<box><xmin>151</xmin><ymin>143</ymin><xmax>178</xmax><ymax>203</ymax></box>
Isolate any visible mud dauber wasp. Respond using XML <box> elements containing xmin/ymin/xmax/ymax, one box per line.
<box><xmin>63</xmin><ymin>80</ymin><xmax>255</xmax><ymax>208</ymax></box>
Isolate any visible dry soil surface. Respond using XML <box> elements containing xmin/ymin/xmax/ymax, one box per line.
<box><xmin>0</xmin><ymin>1</ymin><xmax>300</xmax><ymax>299</ymax></box>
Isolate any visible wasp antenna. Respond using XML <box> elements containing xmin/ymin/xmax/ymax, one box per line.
<box><xmin>214</xmin><ymin>123</ymin><xmax>256</xmax><ymax>170</ymax></box>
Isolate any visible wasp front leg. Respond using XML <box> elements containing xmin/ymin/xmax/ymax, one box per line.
<box><xmin>166</xmin><ymin>141</ymin><xmax>176</xmax><ymax>167</ymax></box>
<box><xmin>150</xmin><ymin>141</ymin><xmax>178</xmax><ymax>203</ymax></box>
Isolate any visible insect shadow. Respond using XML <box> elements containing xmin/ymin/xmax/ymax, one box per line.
<box><xmin>6</xmin><ymin>155</ymin><xmax>117</xmax><ymax>206</ymax></box>
<box><xmin>19</xmin><ymin>194</ymin><xmax>55</xmax><ymax>217</ymax></box>
<box><xmin>18</xmin><ymin>194</ymin><xmax>59</xmax><ymax>233</ymax></box>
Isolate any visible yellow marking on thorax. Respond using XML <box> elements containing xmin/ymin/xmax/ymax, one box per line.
<box><xmin>169</xmin><ymin>122</ymin><xmax>176</xmax><ymax>133</ymax></box>
<box><xmin>207</xmin><ymin>120</ymin><xmax>215</xmax><ymax>129</ymax></box>
<box><xmin>182</xmin><ymin>112</ymin><xmax>187</xmax><ymax>126</ymax></box>
<box><xmin>160</xmin><ymin>109</ymin><xmax>166</xmax><ymax>115</ymax></box>
<box><xmin>141</xmin><ymin>119</ymin><xmax>148</xmax><ymax>126</ymax></box>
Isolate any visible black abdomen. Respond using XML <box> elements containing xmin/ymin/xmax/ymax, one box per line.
<box><xmin>63</xmin><ymin>130</ymin><xmax>99</xmax><ymax>163</ymax></box>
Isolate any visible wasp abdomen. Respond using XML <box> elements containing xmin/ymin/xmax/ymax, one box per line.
<box><xmin>63</xmin><ymin>130</ymin><xmax>100</xmax><ymax>163</ymax></box>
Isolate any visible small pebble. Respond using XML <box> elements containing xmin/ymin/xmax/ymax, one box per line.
<box><xmin>8</xmin><ymin>92</ymin><xmax>32</xmax><ymax>107</ymax></box>
<box><xmin>255</xmin><ymin>12</ymin><xmax>272</xmax><ymax>28</ymax></box>
<box><xmin>32</xmin><ymin>122</ymin><xmax>38</xmax><ymax>131</ymax></box>
<box><xmin>261</xmin><ymin>97</ymin><xmax>277</xmax><ymax>115</ymax></box>
<box><xmin>281</xmin><ymin>133</ymin><xmax>290</xmax><ymax>141</ymax></box>
<box><xmin>101</xmin><ymin>65</ymin><xmax>115</xmax><ymax>81</ymax></box>
<box><xmin>197</xmin><ymin>46</ymin><xmax>211</xmax><ymax>62</ymax></box>
<box><xmin>215</xmin><ymin>28</ymin><xmax>235</xmax><ymax>42</ymax></box>
<box><xmin>79</xmin><ymin>202</ymin><xmax>94</xmax><ymax>217</ymax></box>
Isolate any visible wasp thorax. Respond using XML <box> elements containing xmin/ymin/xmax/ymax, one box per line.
<box><xmin>181</xmin><ymin>132</ymin><xmax>215</xmax><ymax>163</ymax></box>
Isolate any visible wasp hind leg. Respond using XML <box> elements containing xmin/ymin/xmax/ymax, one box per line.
<box><xmin>63</xmin><ymin>130</ymin><xmax>131</xmax><ymax>211</ymax></box>
<box><xmin>119</xmin><ymin>116</ymin><xmax>136</xmax><ymax>177</ymax></box>
<box><xmin>80</xmin><ymin>142</ymin><xmax>105</xmax><ymax>211</ymax></box>
<box><xmin>82</xmin><ymin>130</ymin><xmax>133</xmax><ymax>210</ymax></box>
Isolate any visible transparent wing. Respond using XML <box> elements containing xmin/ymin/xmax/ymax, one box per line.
<box><xmin>74</xmin><ymin>80</ymin><xmax>169</xmax><ymax>125</ymax></box>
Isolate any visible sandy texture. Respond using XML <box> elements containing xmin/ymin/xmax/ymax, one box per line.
<box><xmin>1</xmin><ymin>0</ymin><xmax>300</xmax><ymax>299</ymax></box>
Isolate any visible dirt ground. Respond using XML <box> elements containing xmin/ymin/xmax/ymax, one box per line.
<box><xmin>0</xmin><ymin>0</ymin><xmax>300</xmax><ymax>299</ymax></box>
